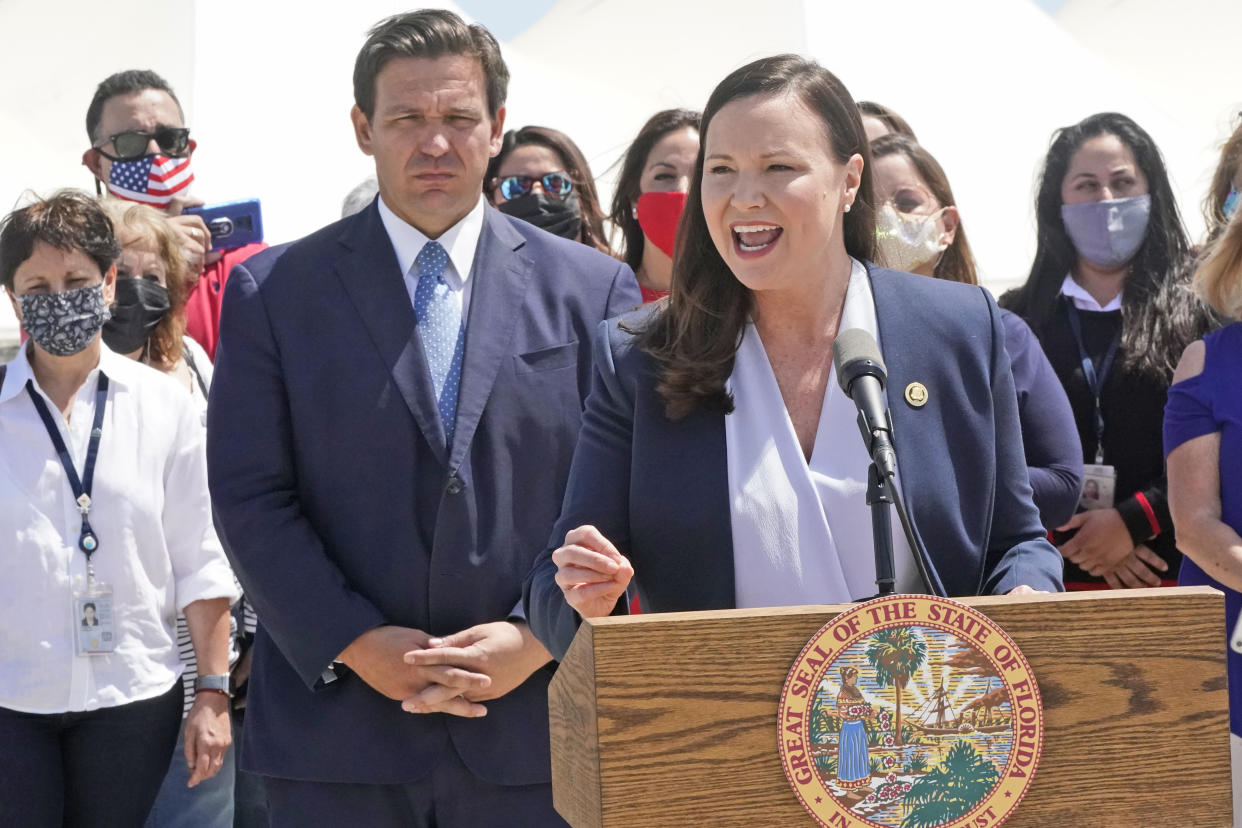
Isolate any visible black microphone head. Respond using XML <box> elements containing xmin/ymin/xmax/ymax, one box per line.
<box><xmin>833</xmin><ymin>328</ymin><xmax>887</xmax><ymax>395</ymax></box>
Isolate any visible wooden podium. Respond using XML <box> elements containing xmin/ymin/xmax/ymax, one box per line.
<box><xmin>548</xmin><ymin>587</ymin><xmax>1231</xmax><ymax>827</ymax></box>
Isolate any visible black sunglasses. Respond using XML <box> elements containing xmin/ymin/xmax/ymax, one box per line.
<box><xmin>96</xmin><ymin>126</ymin><xmax>192</xmax><ymax>161</ymax></box>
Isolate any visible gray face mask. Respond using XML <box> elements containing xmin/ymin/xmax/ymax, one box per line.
<box><xmin>1060</xmin><ymin>194</ymin><xmax>1151</xmax><ymax>269</ymax></box>
<box><xmin>18</xmin><ymin>283</ymin><xmax>111</xmax><ymax>357</ymax></box>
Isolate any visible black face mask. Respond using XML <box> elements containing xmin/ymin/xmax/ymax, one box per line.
<box><xmin>102</xmin><ymin>277</ymin><xmax>171</xmax><ymax>355</ymax></box>
<box><xmin>497</xmin><ymin>192</ymin><xmax>583</xmax><ymax>241</ymax></box>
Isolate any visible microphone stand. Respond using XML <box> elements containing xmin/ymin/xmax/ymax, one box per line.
<box><xmin>867</xmin><ymin>462</ymin><xmax>896</xmax><ymax>597</ymax></box>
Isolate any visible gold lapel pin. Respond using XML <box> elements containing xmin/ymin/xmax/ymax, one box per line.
<box><xmin>904</xmin><ymin>382</ymin><xmax>929</xmax><ymax>408</ymax></box>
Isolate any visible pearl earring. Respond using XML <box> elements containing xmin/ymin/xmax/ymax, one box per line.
<box><xmin>843</xmin><ymin>202</ymin><xmax>852</xmax><ymax>213</ymax></box>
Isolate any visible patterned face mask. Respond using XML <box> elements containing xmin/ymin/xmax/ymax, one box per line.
<box><xmin>18</xmin><ymin>283</ymin><xmax>111</xmax><ymax>356</ymax></box>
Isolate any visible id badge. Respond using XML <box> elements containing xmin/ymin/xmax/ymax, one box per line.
<box><xmin>73</xmin><ymin>583</ymin><xmax>116</xmax><ymax>656</ymax></box>
<box><xmin>1231</xmin><ymin>609</ymin><xmax>1242</xmax><ymax>655</ymax></box>
<box><xmin>1079</xmin><ymin>463</ymin><xmax>1117</xmax><ymax>511</ymax></box>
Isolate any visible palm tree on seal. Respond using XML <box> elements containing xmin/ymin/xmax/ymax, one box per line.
<box><xmin>901</xmin><ymin>741</ymin><xmax>999</xmax><ymax>827</ymax></box>
<box><xmin>865</xmin><ymin>628</ymin><xmax>927</xmax><ymax>746</ymax></box>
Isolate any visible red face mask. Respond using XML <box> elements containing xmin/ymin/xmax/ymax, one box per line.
<box><xmin>636</xmin><ymin>191</ymin><xmax>688</xmax><ymax>259</ymax></box>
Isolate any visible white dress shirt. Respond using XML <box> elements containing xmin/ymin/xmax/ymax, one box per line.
<box><xmin>1060</xmin><ymin>274</ymin><xmax>1122</xmax><ymax>312</ymax></box>
<box><xmin>0</xmin><ymin>342</ymin><xmax>238</xmax><ymax>714</ymax></box>
<box><xmin>377</xmin><ymin>194</ymin><xmax>486</xmax><ymax>325</ymax></box>
<box><xmin>726</xmin><ymin>258</ymin><xmax>924</xmax><ymax>608</ymax></box>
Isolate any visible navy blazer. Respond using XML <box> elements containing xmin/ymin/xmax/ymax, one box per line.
<box><xmin>525</xmin><ymin>265</ymin><xmax>1065</xmax><ymax>661</ymax></box>
<box><xmin>207</xmin><ymin>201</ymin><xmax>639</xmax><ymax>784</ymax></box>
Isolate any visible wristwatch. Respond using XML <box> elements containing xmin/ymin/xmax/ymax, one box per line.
<box><xmin>195</xmin><ymin>673</ymin><xmax>233</xmax><ymax>698</ymax></box>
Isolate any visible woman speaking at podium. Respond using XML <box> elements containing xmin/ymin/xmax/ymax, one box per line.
<box><xmin>523</xmin><ymin>56</ymin><xmax>1063</xmax><ymax>661</ymax></box>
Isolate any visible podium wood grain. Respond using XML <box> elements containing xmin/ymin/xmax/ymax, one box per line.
<box><xmin>549</xmin><ymin>587</ymin><xmax>1231</xmax><ymax>827</ymax></box>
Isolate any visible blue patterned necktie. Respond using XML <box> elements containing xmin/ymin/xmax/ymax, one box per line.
<box><xmin>412</xmin><ymin>240</ymin><xmax>464</xmax><ymax>445</ymax></box>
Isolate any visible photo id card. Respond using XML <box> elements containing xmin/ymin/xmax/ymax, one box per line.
<box><xmin>73</xmin><ymin>585</ymin><xmax>116</xmax><ymax>656</ymax></box>
<box><xmin>1079</xmin><ymin>463</ymin><xmax>1116</xmax><ymax>511</ymax></box>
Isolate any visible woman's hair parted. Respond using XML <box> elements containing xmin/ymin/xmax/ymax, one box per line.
<box><xmin>609</xmin><ymin>108</ymin><xmax>701</xmax><ymax>271</ymax></box>
<box><xmin>870</xmin><ymin>133</ymin><xmax>978</xmax><ymax>286</ymax></box>
<box><xmin>98</xmin><ymin>199</ymin><xmax>190</xmax><ymax>368</ymax></box>
<box><xmin>485</xmin><ymin>126</ymin><xmax>611</xmax><ymax>254</ymax></box>
<box><xmin>637</xmin><ymin>55</ymin><xmax>875</xmax><ymax>420</ymax></box>
<box><xmin>1204</xmin><ymin>119</ymin><xmax>1242</xmax><ymax>242</ymax></box>
<box><xmin>1194</xmin><ymin>210</ymin><xmax>1242</xmax><ymax>320</ymax></box>
<box><xmin>999</xmin><ymin>112</ymin><xmax>1212</xmax><ymax>381</ymax></box>
<box><xmin>0</xmin><ymin>190</ymin><xmax>119</xmax><ymax>292</ymax></box>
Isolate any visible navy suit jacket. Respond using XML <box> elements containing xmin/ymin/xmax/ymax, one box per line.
<box><xmin>525</xmin><ymin>264</ymin><xmax>1065</xmax><ymax>661</ymax></box>
<box><xmin>206</xmin><ymin>201</ymin><xmax>639</xmax><ymax>784</ymax></box>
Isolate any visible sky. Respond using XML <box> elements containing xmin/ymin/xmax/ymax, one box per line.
<box><xmin>457</xmin><ymin>0</ymin><xmax>1069</xmax><ymax>39</ymax></box>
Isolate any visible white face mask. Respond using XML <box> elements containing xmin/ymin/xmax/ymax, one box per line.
<box><xmin>874</xmin><ymin>203</ymin><xmax>948</xmax><ymax>273</ymax></box>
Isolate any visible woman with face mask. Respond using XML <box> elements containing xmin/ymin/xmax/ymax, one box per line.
<box><xmin>525</xmin><ymin>55</ymin><xmax>1063</xmax><ymax>663</ymax></box>
<box><xmin>99</xmin><ymin>199</ymin><xmax>212</xmax><ymax>404</ymax></box>
<box><xmin>0</xmin><ymin>191</ymin><xmax>238</xmax><ymax>826</ymax></box>
<box><xmin>870</xmin><ymin>133</ymin><xmax>1082</xmax><ymax>531</ymax></box>
<box><xmin>609</xmin><ymin>109</ymin><xmax>701</xmax><ymax>303</ymax></box>
<box><xmin>1167</xmin><ymin>206</ymin><xmax>1242</xmax><ymax>822</ymax></box>
<box><xmin>1203</xmin><ymin>119</ymin><xmax>1242</xmax><ymax>245</ymax></box>
<box><xmin>97</xmin><ymin>199</ymin><xmax>251</xmax><ymax>828</ymax></box>
<box><xmin>1001</xmin><ymin>112</ymin><xmax>1217</xmax><ymax>591</ymax></box>
<box><xmin>485</xmin><ymin>126</ymin><xmax>611</xmax><ymax>254</ymax></box>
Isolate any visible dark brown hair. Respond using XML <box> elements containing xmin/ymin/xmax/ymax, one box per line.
<box><xmin>870</xmin><ymin>133</ymin><xmax>979</xmax><ymax>286</ymax></box>
<box><xmin>857</xmin><ymin>101</ymin><xmax>918</xmax><ymax>141</ymax></box>
<box><xmin>1000</xmin><ymin>112</ymin><xmax>1209</xmax><ymax>381</ymax></box>
<box><xmin>839</xmin><ymin>666</ymin><xmax>864</xmax><ymax>699</ymax></box>
<box><xmin>353</xmin><ymin>9</ymin><xmax>508</xmax><ymax>120</ymax></box>
<box><xmin>639</xmin><ymin>55</ymin><xmax>876</xmax><ymax>420</ymax></box>
<box><xmin>610</xmin><ymin>108</ymin><xmax>701</xmax><ymax>271</ymax></box>
<box><xmin>1204</xmin><ymin>119</ymin><xmax>1242</xmax><ymax>242</ymax></box>
<box><xmin>0</xmin><ymin>190</ymin><xmax>120</xmax><ymax>292</ymax></box>
<box><xmin>99</xmin><ymin>199</ymin><xmax>188</xmax><ymax>367</ymax></box>
<box><xmin>485</xmin><ymin>126</ymin><xmax>610</xmax><ymax>254</ymax></box>
<box><xmin>86</xmin><ymin>69</ymin><xmax>183</xmax><ymax>143</ymax></box>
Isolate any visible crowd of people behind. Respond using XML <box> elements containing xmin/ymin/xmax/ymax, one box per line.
<box><xmin>2</xmin><ymin>7</ymin><xmax>1242</xmax><ymax>828</ymax></box>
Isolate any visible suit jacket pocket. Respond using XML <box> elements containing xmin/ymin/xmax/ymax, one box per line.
<box><xmin>513</xmin><ymin>340</ymin><xmax>579</xmax><ymax>374</ymax></box>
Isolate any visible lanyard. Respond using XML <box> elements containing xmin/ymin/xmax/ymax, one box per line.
<box><xmin>1065</xmin><ymin>304</ymin><xmax>1120</xmax><ymax>464</ymax></box>
<box><xmin>26</xmin><ymin>374</ymin><xmax>109</xmax><ymax>564</ymax></box>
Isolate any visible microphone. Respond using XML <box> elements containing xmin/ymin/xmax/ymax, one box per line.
<box><xmin>832</xmin><ymin>328</ymin><xmax>938</xmax><ymax>597</ymax></box>
<box><xmin>833</xmin><ymin>329</ymin><xmax>896</xmax><ymax>478</ymax></box>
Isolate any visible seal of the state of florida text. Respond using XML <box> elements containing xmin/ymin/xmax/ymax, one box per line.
<box><xmin>777</xmin><ymin>595</ymin><xmax>1043</xmax><ymax>828</ymax></box>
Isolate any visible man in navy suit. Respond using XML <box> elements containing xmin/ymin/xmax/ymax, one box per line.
<box><xmin>206</xmin><ymin>10</ymin><xmax>639</xmax><ymax>826</ymax></box>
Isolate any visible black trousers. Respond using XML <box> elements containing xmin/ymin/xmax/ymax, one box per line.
<box><xmin>0</xmin><ymin>682</ymin><xmax>183</xmax><ymax>828</ymax></box>
<box><xmin>263</xmin><ymin>745</ymin><xmax>568</xmax><ymax>828</ymax></box>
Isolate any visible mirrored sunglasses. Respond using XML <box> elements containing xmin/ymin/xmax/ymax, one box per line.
<box><xmin>498</xmin><ymin>172</ymin><xmax>574</xmax><ymax>201</ymax></box>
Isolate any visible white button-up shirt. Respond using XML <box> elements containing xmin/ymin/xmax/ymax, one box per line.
<box><xmin>377</xmin><ymin>193</ymin><xmax>485</xmax><ymax>327</ymax></box>
<box><xmin>726</xmin><ymin>259</ymin><xmax>924</xmax><ymax>607</ymax></box>
<box><xmin>0</xmin><ymin>342</ymin><xmax>238</xmax><ymax>714</ymax></box>
<box><xmin>1060</xmin><ymin>274</ymin><xmax>1122</xmax><ymax>312</ymax></box>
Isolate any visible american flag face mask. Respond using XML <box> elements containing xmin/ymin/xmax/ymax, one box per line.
<box><xmin>106</xmin><ymin>153</ymin><xmax>194</xmax><ymax>208</ymax></box>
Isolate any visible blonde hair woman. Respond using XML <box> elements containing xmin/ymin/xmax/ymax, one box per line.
<box><xmin>1166</xmin><ymin>209</ymin><xmax>1242</xmax><ymax>821</ymax></box>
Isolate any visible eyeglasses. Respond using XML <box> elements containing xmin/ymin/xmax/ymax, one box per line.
<box><xmin>497</xmin><ymin>172</ymin><xmax>574</xmax><ymax>201</ymax></box>
<box><xmin>96</xmin><ymin>127</ymin><xmax>192</xmax><ymax>161</ymax></box>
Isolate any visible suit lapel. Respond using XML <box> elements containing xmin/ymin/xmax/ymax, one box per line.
<box><xmin>446</xmin><ymin>208</ymin><xmax>532</xmax><ymax>471</ymax></box>
<box><xmin>333</xmin><ymin>203</ymin><xmax>448</xmax><ymax>465</ymax></box>
<box><xmin>866</xmin><ymin>264</ymin><xmax>945</xmax><ymax>595</ymax></box>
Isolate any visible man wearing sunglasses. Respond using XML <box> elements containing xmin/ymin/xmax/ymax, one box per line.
<box><xmin>83</xmin><ymin>69</ymin><xmax>265</xmax><ymax>360</ymax></box>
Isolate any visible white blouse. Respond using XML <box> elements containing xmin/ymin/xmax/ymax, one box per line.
<box><xmin>0</xmin><ymin>342</ymin><xmax>238</xmax><ymax>714</ymax></box>
<box><xmin>726</xmin><ymin>258</ymin><xmax>925</xmax><ymax>608</ymax></box>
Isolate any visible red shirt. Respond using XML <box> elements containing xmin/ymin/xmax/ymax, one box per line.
<box><xmin>639</xmin><ymin>285</ymin><xmax>669</xmax><ymax>304</ymax></box>
<box><xmin>184</xmin><ymin>243</ymin><xmax>266</xmax><ymax>359</ymax></box>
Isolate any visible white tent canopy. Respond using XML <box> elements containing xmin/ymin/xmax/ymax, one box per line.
<box><xmin>511</xmin><ymin>0</ymin><xmax>1225</xmax><ymax>292</ymax></box>
<box><xmin>1</xmin><ymin>0</ymin><xmax>1232</xmax><ymax>340</ymax></box>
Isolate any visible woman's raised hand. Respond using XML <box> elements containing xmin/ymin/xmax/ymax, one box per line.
<box><xmin>552</xmin><ymin>525</ymin><xmax>634</xmax><ymax>619</ymax></box>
